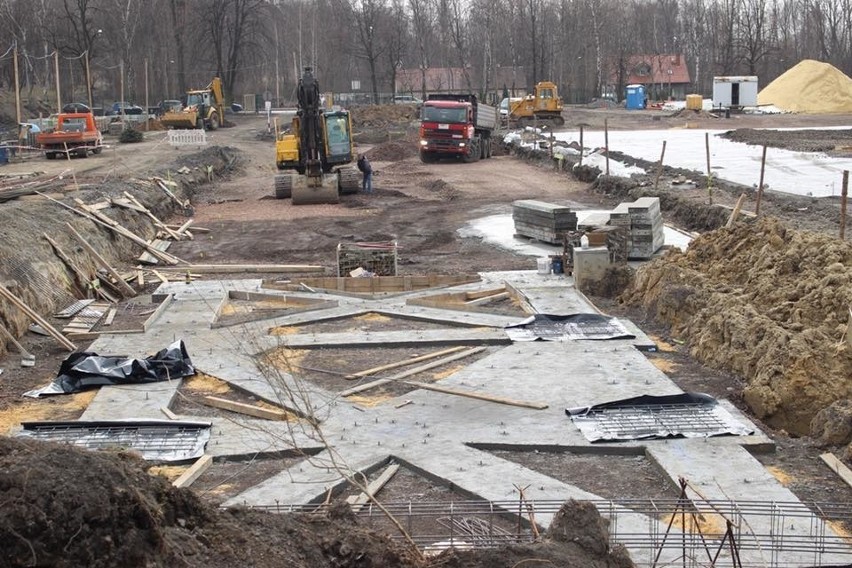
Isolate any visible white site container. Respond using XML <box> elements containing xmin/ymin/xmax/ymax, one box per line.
<box><xmin>712</xmin><ymin>76</ymin><xmax>758</xmax><ymax>108</ymax></box>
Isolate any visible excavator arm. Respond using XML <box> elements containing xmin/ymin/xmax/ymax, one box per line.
<box><xmin>209</xmin><ymin>77</ymin><xmax>226</xmax><ymax>126</ymax></box>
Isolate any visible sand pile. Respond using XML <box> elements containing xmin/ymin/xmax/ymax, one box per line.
<box><xmin>621</xmin><ymin>217</ymin><xmax>852</xmax><ymax>443</ymax></box>
<box><xmin>758</xmin><ymin>59</ymin><xmax>852</xmax><ymax>113</ymax></box>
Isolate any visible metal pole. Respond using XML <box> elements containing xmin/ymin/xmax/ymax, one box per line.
<box><xmin>13</xmin><ymin>44</ymin><xmax>21</xmax><ymax>128</ymax></box>
<box><xmin>54</xmin><ymin>51</ymin><xmax>61</xmax><ymax>112</ymax></box>
<box><xmin>85</xmin><ymin>52</ymin><xmax>93</xmax><ymax>110</ymax></box>
<box><xmin>604</xmin><ymin>118</ymin><xmax>610</xmax><ymax>176</ymax></box>
<box><xmin>841</xmin><ymin>170</ymin><xmax>850</xmax><ymax>240</ymax></box>
<box><xmin>144</xmin><ymin>58</ymin><xmax>149</xmax><ymax>131</ymax></box>
<box><xmin>756</xmin><ymin>144</ymin><xmax>767</xmax><ymax>215</ymax></box>
<box><xmin>579</xmin><ymin>125</ymin><xmax>584</xmax><ymax>167</ymax></box>
<box><xmin>120</xmin><ymin>60</ymin><xmax>125</xmax><ymax>123</ymax></box>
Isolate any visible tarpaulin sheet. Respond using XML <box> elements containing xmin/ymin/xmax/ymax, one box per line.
<box><xmin>505</xmin><ymin>313</ymin><xmax>636</xmax><ymax>341</ymax></box>
<box><xmin>566</xmin><ymin>392</ymin><xmax>754</xmax><ymax>443</ymax></box>
<box><xmin>24</xmin><ymin>340</ymin><xmax>195</xmax><ymax>398</ymax></box>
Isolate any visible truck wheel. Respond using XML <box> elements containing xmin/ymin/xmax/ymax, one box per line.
<box><xmin>209</xmin><ymin>113</ymin><xmax>219</xmax><ymax>130</ymax></box>
<box><xmin>92</xmin><ymin>146</ymin><xmax>103</xmax><ymax>155</ymax></box>
<box><xmin>76</xmin><ymin>148</ymin><xmax>89</xmax><ymax>158</ymax></box>
<box><xmin>196</xmin><ymin>119</ymin><xmax>204</xmax><ymax>130</ymax></box>
<box><xmin>419</xmin><ymin>151</ymin><xmax>435</xmax><ymax>164</ymax></box>
<box><xmin>45</xmin><ymin>152</ymin><xmax>56</xmax><ymax>160</ymax></box>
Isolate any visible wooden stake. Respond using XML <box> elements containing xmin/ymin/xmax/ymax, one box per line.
<box><xmin>841</xmin><ymin>170</ymin><xmax>849</xmax><ymax>240</ymax></box>
<box><xmin>579</xmin><ymin>125</ymin><xmax>584</xmax><ymax>167</ymax></box>
<box><xmin>705</xmin><ymin>132</ymin><xmax>713</xmax><ymax>204</ymax></box>
<box><xmin>54</xmin><ymin>51</ymin><xmax>61</xmax><ymax>112</ymax></box>
<box><xmin>345</xmin><ymin>346</ymin><xmax>467</xmax><ymax>380</ymax></box>
<box><xmin>653</xmin><ymin>140</ymin><xmax>667</xmax><ymax>190</ymax></box>
<box><xmin>756</xmin><ymin>144</ymin><xmax>767</xmax><ymax>216</ymax></box>
<box><xmin>13</xmin><ymin>45</ymin><xmax>21</xmax><ymax>133</ymax></box>
<box><xmin>604</xmin><ymin>118</ymin><xmax>610</xmax><ymax>176</ymax></box>
<box><xmin>0</xmin><ymin>322</ymin><xmax>35</xmax><ymax>360</ymax></box>
<box><xmin>66</xmin><ymin>223</ymin><xmax>137</xmax><ymax>297</ymax></box>
<box><xmin>821</xmin><ymin>452</ymin><xmax>852</xmax><ymax>489</ymax></box>
<box><xmin>85</xmin><ymin>51</ymin><xmax>93</xmax><ymax>110</ymax></box>
<box><xmin>0</xmin><ymin>283</ymin><xmax>76</xmax><ymax>351</ymax></box>
<box><xmin>726</xmin><ymin>193</ymin><xmax>746</xmax><ymax>228</ymax></box>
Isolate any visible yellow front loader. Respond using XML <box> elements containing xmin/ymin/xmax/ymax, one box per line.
<box><xmin>509</xmin><ymin>81</ymin><xmax>565</xmax><ymax>126</ymax></box>
<box><xmin>162</xmin><ymin>77</ymin><xmax>226</xmax><ymax>130</ymax></box>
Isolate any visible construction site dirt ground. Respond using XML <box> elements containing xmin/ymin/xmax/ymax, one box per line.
<box><xmin>3</xmin><ymin>107</ymin><xmax>852</xmax><ymax>565</ymax></box>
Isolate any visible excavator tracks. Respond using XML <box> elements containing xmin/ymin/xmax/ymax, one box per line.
<box><xmin>338</xmin><ymin>167</ymin><xmax>361</xmax><ymax>195</ymax></box>
<box><xmin>274</xmin><ymin>174</ymin><xmax>292</xmax><ymax>199</ymax></box>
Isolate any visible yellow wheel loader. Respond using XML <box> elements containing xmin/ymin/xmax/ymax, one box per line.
<box><xmin>509</xmin><ymin>81</ymin><xmax>565</xmax><ymax>127</ymax></box>
<box><xmin>161</xmin><ymin>77</ymin><xmax>226</xmax><ymax>130</ymax></box>
<box><xmin>273</xmin><ymin>67</ymin><xmax>360</xmax><ymax>205</ymax></box>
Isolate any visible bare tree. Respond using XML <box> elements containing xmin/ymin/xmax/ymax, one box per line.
<box><xmin>352</xmin><ymin>0</ymin><xmax>388</xmax><ymax>102</ymax></box>
<box><xmin>409</xmin><ymin>0</ymin><xmax>436</xmax><ymax>100</ymax></box>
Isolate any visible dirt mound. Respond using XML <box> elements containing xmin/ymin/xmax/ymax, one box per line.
<box><xmin>719</xmin><ymin>127</ymin><xmax>852</xmax><ymax>153</ymax></box>
<box><xmin>758</xmin><ymin>60</ymin><xmax>852</xmax><ymax>113</ymax></box>
<box><xmin>0</xmin><ymin>436</ymin><xmax>424</xmax><ymax>568</ymax></box>
<box><xmin>366</xmin><ymin>140</ymin><xmax>418</xmax><ymax>162</ymax></box>
<box><xmin>670</xmin><ymin>108</ymin><xmax>718</xmax><ymax>120</ymax></box>
<box><xmin>621</xmin><ymin>217</ymin><xmax>852</xmax><ymax>437</ymax></box>
<box><xmin>351</xmin><ymin>104</ymin><xmax>419</xmax><ymax>130</ymax></box>
<box><xmin>421</xmin><ymin>179</ymin><xmax>459</xmax><ymax>200</ymax></box>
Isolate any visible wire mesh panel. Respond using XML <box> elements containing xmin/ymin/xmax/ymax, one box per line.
<box><xmin>337</xmin><ymin>241</ymin><xmax>398</xmax><ymax>277</ymax></box>
<box><xmin>17</xmin><ymin>420</ymin><xmax>211</xmax><ymax>462</ymax></box>
<box><xmin>0</xmin><ymin>251</ymin><xmax>78</xmax><ymax>311</ymax></box>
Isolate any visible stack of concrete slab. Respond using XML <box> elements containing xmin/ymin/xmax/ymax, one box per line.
<box><xmin>609</xmin><ymin>197</ymin><xmax>664</xmax><ymax>259</ymax></box>
<box><xmin>512</xmin><ymin>200</ymin><xmax>578</xmax><ymax>245</ymax></box>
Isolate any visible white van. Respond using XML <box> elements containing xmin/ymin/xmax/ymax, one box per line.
<box><xmin>393</xmin><ymin>95</ymin><xmax>423</xmax><ymax>105</ymax></box>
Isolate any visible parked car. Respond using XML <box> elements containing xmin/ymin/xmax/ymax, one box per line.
<box><xmin>156</xmin><ymin>99</ymin><xmax>183</xmax><ymax>117</ymax></box>
<box><xmin>393</xmin><ymin>94</ymin><xmax>423</xmax><ymax>106</ymax></box>
<box><xmin>62</xmin><ymin>102</ymin><xmax>91</xmax><ymax>114</ymax></box>
<box><xmin>231</xmin><ymin>102</ymin><xmax>243</xmax><ymax>112</ymax></box>
<box><xmin>108</xmin><ymin>101</ymin><xmax>144</xmax><ymax>116</ymax></box>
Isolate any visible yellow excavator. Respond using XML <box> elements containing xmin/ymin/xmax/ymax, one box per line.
<box><xmin>508</xmin><ymin>81</ymin><xmax>565</xmax><ymax>126</ymax></box>
<box><xmin>161</xmin><ymin>77</ymin><xmax>226</xmax><ymax>130</ymax></box>
<box><xmin>273</xmin><ymin>67</ymin><xmax>359</xmax><ymax>205</ymax></box>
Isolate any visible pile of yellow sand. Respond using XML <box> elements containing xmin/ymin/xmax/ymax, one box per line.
<box><xmin>758</xmin><ymin>59</ymin><xmax>852</xmax><ymax>113</ymax></box>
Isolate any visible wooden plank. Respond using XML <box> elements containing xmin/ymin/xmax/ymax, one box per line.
<box><xmin>340</xmin><ymin>347</ymin><xmax>486</xmax><ymax>397</ymax></box>
<box><xmin>66</xmin><ymin>223</ymin><xmax>137</xmax><ymax>298</ymax></box>
<box><xmin>103</xmin><ymin>307</ymin><xmax>117</xmax><ymax>326</ymax></box>
<box><xmin>158</xmin><ymin>264</ymin><xmax>324</xmax><ymax>274</ymax></box>
<box><xmin>820</xmin><ymin>453</ymin><xmax>852</xmax><ymax>489</ymax></box>
<box><xmin>0</xmin><ymin>283</ymin><xmax>76</xmax><ymax>351</ymax></box>
<box><xmin>346</xmin><ymin>463</ymin><xmax>400</xmax><ymax>511</ymax></box>
<box><xmin>402</xmin><ymin>381</ymin><xmax>549</xmax><ymax>410</ymax></box>
<box><xmin>43</xmin><ymin>233</ymin><xmax>93</xmax><ymax>293</ymax></box>
<box><xmin>55</xmin><ymin>299</ymin><xmax>96</xmax><ymax>318</ymax></box>
<box><xmin>143</xmin><ymin>294</ymin><xmax>174</xmax><ymax>331</ymax></box>
<box><xmin>138</xmin><ymin>239</ymin><xmax>172</xmax><ymax>265</ymax></box>
<box><xmin>726</xmin><ymin>193</ymin><xmax>746</xmax><ymax>228</ymax></box>
<box><xmin>345</xmin><ymin>346</ymin><xmax>467</xmax><ymax>380</ymax></box>
<box><xmin>123</xmin><ymin>191</ymin><xmax>182</xmax><ymax>240</ymax></box>
<box><xmin>172</xmin><ymin>455</ymin><xmax>213</xmax><ymax>489</ymax></box>
<box><xmin>168</xmin><ymin>224</ymin><xmax>210</xmax><ymax>233</ymax></box>
<box><xmin>202</xmin><ymin>396</ymin><xmax>288</xmax><ymax>421</ymax></box>
<box><xmin>161</xmin><ymin>407</ymin><xmax>179</xmax><ymax>420</ymax></box>
<box><xmin>465</xmin><ymin>291</ymin><xmax>510</xmax><ymax>306</ymax></box>
<box><xmin>0</xmin><ymin>322</ymin><xmax>35</xmax><ymax>359</ymax></box>
<box><xmin>151</xmin><ymin>270</ymin><xmax>170</xmax><ymax>283</ymax></box>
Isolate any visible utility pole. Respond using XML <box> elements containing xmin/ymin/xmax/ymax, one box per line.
<box><xmin>54</xmin><ymin>51</ymin><xmax>61</xmax><ymax>112</ymax></box>
<box><xmin>85</xmin><ymin>51</ymin><xmax>93</xmax><ymax>110</ymax></box>
<box><xmin>120</xmin><ymin>60</ymin><xmax>125</xmax><ymax>123</ymax></box>
<box><xmin>274</xmin><ymin>23</ymin><xmax>280</xmax><ymax>106</ymax></box>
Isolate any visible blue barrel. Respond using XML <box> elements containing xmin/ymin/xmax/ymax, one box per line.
<box><xmin>0</xmin><ymin>145</ymin><xmax>8</xmax><ymax>165</ymax></box>
<box><xmin>626</xmin><ymin>85</ymin><xmax>646</xmax><ymax>110</ymax></box>
<box><xmin>551</xmin><ymin>257</ymin><xmax>564</xmax><ymax>274</ymax></box>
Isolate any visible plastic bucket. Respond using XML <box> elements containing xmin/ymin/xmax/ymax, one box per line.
<box><xmin>536</xmin><ymin>257</ymin><xmax>551</xmax><ymax>275</ymax></box>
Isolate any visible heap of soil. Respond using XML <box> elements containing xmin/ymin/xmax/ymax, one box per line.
<box><xmin>351</xmin><ymin>104</ymin><xmax>419</xmax><ymax>130</ymax></box>
<box><xmin>621</xmin><ymin>217</ymin><xmax>852</xmax><ymax>442</ymax></box>
<box><xmin>1</xmin><ymin>438</ymin><xmax>631</xmax><ymax>568</ymax></box>
<box><xmin>758</xmin><ymin>59</ymin><xmax>852</xmax><ymax>113</ymax></box>
<box><xmin>366</xmin><ymin>140</ymin><xmax>418</xmax><ymax>162</ymax></box>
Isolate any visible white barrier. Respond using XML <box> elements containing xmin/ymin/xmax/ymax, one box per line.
<box><xmin>168</xmin><ymin>129</ymin><xmax>207</xmax><ymax>147</ymax></box>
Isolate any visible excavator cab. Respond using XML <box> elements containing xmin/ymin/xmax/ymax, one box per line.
<box><xmin>273</xmin><ymin>67</ymin><xmax>360</xmax><ymax>204</ymax></box>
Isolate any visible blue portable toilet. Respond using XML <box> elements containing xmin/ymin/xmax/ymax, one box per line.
<box><xmin>626</xmin><ymin>84</ymin><xmax>646</xmax><ymax>110</ymax></box>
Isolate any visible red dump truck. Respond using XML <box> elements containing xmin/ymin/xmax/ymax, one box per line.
<box><xmin>37</xmin><ymin>113</ymin><xmax>104</xmax><ymax>159</ymax></box>
<box><xmin>418</xmin><ymin>94</ymin><xmax>498</xmax><ymax>163</ymax></box>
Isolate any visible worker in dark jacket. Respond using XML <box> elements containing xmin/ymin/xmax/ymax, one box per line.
<box><xmin>357</xmin><ymin>154</ymin><xmax>373</xmax><ymax>194</ymax></box>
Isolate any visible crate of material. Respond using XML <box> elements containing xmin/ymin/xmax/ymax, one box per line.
<box><xmin>337</xmin><ymin>241</ymin><xmax>398</xmax><ymax>277</ymax></box>
<box><xmin>513</xmin><ymin>200</ymin><xmax>578</xmax><ymax>245</ymax></box>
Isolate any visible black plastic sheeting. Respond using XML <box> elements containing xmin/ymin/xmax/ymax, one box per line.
<box><xmin>24</xmin><ymin>340</ymin><xmax>195</xmax><ymax>398</ymax></box>
<box><xmin>505</xmin><ymin>313</ymin><xmax>636</xmax><ymax>341</ymax></box>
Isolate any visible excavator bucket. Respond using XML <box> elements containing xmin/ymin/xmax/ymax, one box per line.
<box><xmin>161</xmin><ymin>110</ymin><xmax>199</xmax><ymax>129</ymax></box>
<box><xmin>291</xmin><ymin>172</ymin><xmax>340</xmax><ymax>205</ymax></box>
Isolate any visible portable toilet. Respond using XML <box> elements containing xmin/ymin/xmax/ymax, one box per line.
<box><xmin>625</xmin><ymin>84</ymin><xmax>646</xmax><ymax>110</ymax></box>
